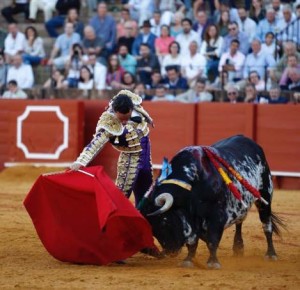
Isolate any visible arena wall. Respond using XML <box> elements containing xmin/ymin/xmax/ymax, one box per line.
<box><xmin>0</xmin><ymin>100</ymin><xmax>299</xmax><ymax>189</ymax></box>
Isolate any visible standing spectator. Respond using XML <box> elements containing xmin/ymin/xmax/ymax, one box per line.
<box><xmin>163</xmin><ymin>65</ymin><xmax>189</xmax><ymax>91</ymax></box>
<box><xmin>224</xmin><ymin>85</ymin><xmax>244</xmax><ymax>103</ymax></box>
<box><xmin>22</xmin><ymin>26</ymin><xmax>45</xmax><ymax>65</ymax></box>
<box><xmin>1</xmin><ymin>80</ymin><xmax>27</xmax><ymax>99</ymax></box>
<box><xmin>154</xmin><ymin>25</ymin><xmax>175</xmax><ymax>63</ymax></box>
<box><xmin>106</xmin><ymin>54</ymin><xmax>125</xmax><ymax>89</ymax></box>
<box><xmin>43</xmin><ymin>66</ymin><xmax>65</xmax><ymax>89</ymax></box>
<box><xmin>150</xmin><ymin>10</ymin><xmax>163</xmax><ymax>37</ymax></box>
<box><xmin>124</xmin><ymin>0</ymin><xmax>154</xmax><ymax>26</ymax></box>
<box><xmin>243</xmin><ymin>39</ymin><xmax>276</xmax><ymax>81</ymax></box>
<box><xmin>4</xmin><ymin>23</ymin><xmax>26</xmax><ymax>63</ymax></box>
<box><xmin>193</xmin><ymin>10</ymin><xmax>211</xmax><ymax>46</ymax></box>
<box><xmin>161</xmin><ymin>41</ymin><xmax>182</xmax><ymax>77</ymax></box>
<box><xmin>45</xmin><ymin>0</ymin><xmax>81</xmax><ymax>38</ymax></box>
<box><xmin>1</xmin><ymin>0</ymin><xmax>29</xmax><ymax>23</ymax></box>
<box><xmin>7</xmin><ymin>54</ymin><xmax>34</xmax><ymax>89</ymax></box>
<box><xmin>217</xmin><ymin>10</ymin><xmax>230</xmax><ymax>37</ymax></box>
<box><xmin>248</xmin><ymin>70</ymin><xmax>266</xmax><ymax>92</ymax></box>
<box><xmin>117</xmin><ymin>21</ymin><xmax>136</xmax><ymax>54</ymax></box>
<box><xmin>181</xmin><ymin>41</ymin><xmax>207</xmax><ymax>87</ymax></box>
<box><xmin>48</xmin><ymin>22</ymin><xmax>81</xmax><ymax>70</ymax></box>
<box><xmin>170</xmin><ymin>11</ymin><xmax>184</xmax><ymax>37</ymax></box>
<box><xmin>116</xmin><ymin>8</ymin><xmax>138</xmax><ymax>39</ymax></box>
<box><xmin>176</xmin><ymin>78</ymin><xmax>213</xmax><ymax>103</ymax></box>
<box><xmin>176</xmin><ymin>18</ymin><xmax>200</xmax><ymax>57</ymax></box>
<box><xmin>118</xmin><ymin>44</ymin><xmax>137</xmax><ymax>75</ymax></box>
<box><xmin>151</xmin><ymin>85</ymin><xmax>175</xmax><ymax>102</ymax></box>
<box><xmin>249</xmin><ymin>0</ymin><xmax>266</xmax><ymax>24</ymax></box>
<box><xmin>158</xmin><ymin>0</ymin><xmax>185</xmax><ymax>25</ymax></box>
<box><xmin>29</xmin><ymin>0</ymin><xmax>57</xmax><ymax>22</ymax></box>
<box><xmin>136</xmin><ymin>43</ymin><xmax>160</xmax><ymax>85</ymax></box>
<box><xmin>218</xmin><ymin>39</ymin><xmax>245</xmax><ymax>82</ymax></box>
<box><xmin>200</xmin><ymin>24</ymin><xmax>223</xmax><ymax>81</ymax></box>
<box><xmin>78</xmin><ymin>65</ymin><xmax>94</xmax><ymax>90</ymax></box>
<box><xmin>256</xmin><ymin>8</ymin><xmax>279</xmax><ymax>42</ymax></box>
<box><xmin>221</xmin><ymin>21</ymin><xmax>249</xmax><ymax>55</ymax></box>
<box><xmin>89</xmin><ymin>2</ymin><xmax>117</xmax><ymax>55</ymax></box>
<box><xmin>237</xmin><ymin>7</ymin><xmax>257</xmax><ymax>43</ymax></box>
<box><xmin>132</xmin><ymin>20</ymin><xmax>157</xmax><ymax>56</ymax></box>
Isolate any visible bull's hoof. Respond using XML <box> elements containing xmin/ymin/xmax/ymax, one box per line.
<box><xmin>264</xmin><ymin>254</ymin><xmax>278</xmax><ymax>261</ymax></box>
<box><xmin>207</xmin><ymin>262</ymin><xmax>221</xmax><ymax>269</ymax></box>
<box><xmin>181</xmin><ymin>260</ymin><xmax>194</xmax><ymax>268</ymax></box>
<box><xmin>233</xmin><ymin>248</ymin><xmax>244</xmax><ymax>257</ymax></box>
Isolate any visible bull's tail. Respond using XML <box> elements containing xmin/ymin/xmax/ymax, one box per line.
<box><xmin>271</xmin><ymin>211</ymin><xmax>287</xmax><ymax>237</ymax></box>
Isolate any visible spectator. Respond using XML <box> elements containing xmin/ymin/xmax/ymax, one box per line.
<box><xmin>176</xmin><ymin>18</ymin><xmax>200</xmax><ymax>57</ymax></box>
<box><xmin>106</xmin><ymin>53</ymin><xmax>125</xmax><ymax>89</ymax></box>
<box><xmin>217</xmin><ymin>10</ymin><xmax>230</xmax><ymax>37</ymax></box>
<box><xmin>193</xmin><ymin>10</ymin><xmax>211</xmax><ymax>46</ymax></box>
<box><xmin>237</xmin><ymin>7</ymin><xmax>257</xmax><ymax>43</ymax></box>
<box><xmin>43</xmin><ymin>66</ymin><xmax>65</xmax><ymax>89</ymax></box>
<box><xmin>136</xmin><ymin>43</ymin><xmax>160</xmax><ymax>85</ymax></box>
<box><xmin>89</xmin><ymin>2</ymin><xmax>116</xmax><ymax>54</ymax></box>
<box><xmin>218</xmin><ymin>39</ymin><xmax>245</xmax><ymax>82</ymax></box>
<box><xmin>286</xmin><ymin>68</ymin><xmax>300</xmax><ymax>91</ymax></box>
<box><xmin>151</xmin><ymin>84</ymin><xmax>175</xmax><ymax>101</ymax></box>
<box><xmin>82</xmin><ymin>25</ymin><xmax>106</xmax><ymax>65</ymax></box>
<box><xmin>1</xmin><ymin>0</ymin><xmax>29</xmax><ymax>23</ymax></box>
<box><xmin>243</xmin><ymin>39</ymin><xmax>276</xmax><ymax>81</ymax></box>
<box><xmin>1</xmin><ymin>79</ymin><xmax>27</xmax><ymax>99</ymax></box>
<box><xmin>181</xmin><ymin>41</ymin><xmax>207</xmax><ymax>87</ymax></box>
<box><xmin>163</xmin><ymin>65</ymin><xmax>189</xmax><ymax>91</ymax></box>
<box><xmin>158</xmin><ymin>0</ymin><xmax>185</xmax><ymax>25</ymax></box>
<box><xmin>146</xmin><ymin>70</ymin><xmax>163</xmax><ymax>89</ymax></box>
<box><xmin>271</xmin><ymin>0</ymin><xmax>284</xmax><ymax>20</ymax></box>
<box><xmin>4</xmin><ymin>23</ymin><xmax>25</xmax><ymax>63</ymax></box>
<box><xmin>207</xmin><ymin>70</ymin><xmax>230</xmax><ymax>92</ymax></box>
<box><xmin>48</xmin><ymin>22</ymin><xmax>81</xmax><ymax>70</ymax></box>
<box><xmin>248</xmin><ymin>70</ymin><xmax>266</xmax><ymax>92</ymax></box>
<box><xmin>244</xmin><ymin>83</ymin><xmax>259</xmax><ymax>103</ymax></box>
<box><xmin>22</xmin><ymin>26</ymin><xmax>45</xmax><ymax>65</ymax></box>
<box><xmin>0</xmin><ymin>53</ymin><xmax>6</xmax><ymax>91</ymax></box>
<box><xmin>45</xmin><ymin>0</ymin><xmax>81</xmax><ymax>38</ymax></box>
<box><xmin>78</xmin><ymin>65</ymin><xmax>94</xmax><ymax>90</ymax></box>
<box><xmin>134</xmin><ymin>82</ymin><xmax>153</xmax><ymax>101</ymax></box>
<box><xmin>150</xmin><ymin>10</ymin><xmax>163</xmax><ymax>37</ymax></box>
<box><xmin>170</xmin><ymin>11</ymin><xmax>184</xmax><ymax>37</ymax></box>
<box><xmin>117</xmin><ymin>21</ymin><xmax>136</xmax><ymax>54</ymax></box>
<box><xmin>64</xmin><ymin>8</ymin><xmax>84</xmax><ymax>39</ymax></box>
<box><xmin>120</xmin><ymin>71</ymin><xmax>136</xmax><ymax>90</ymax></box>
<box><xmin>249</xmin><ymin>0</ymin><xmax>266</xmax><ymax>24</ymax></box>
<box><xmin>117</xmin><ymin>8</ymin><xmax>138</xmax><ymax>39</ymax></box>
<box><xmin>213</xmin><ymin>0</ymin><xmax>239</xmax><ymax>24</ymax></box>
<box><xmin>176</xmin><ymin>78</ymin><xmax>213</xmax><ymax>103</ymax></box>
<box><xmin>118</xmin><ymin>44</ymin><xmax>137</xmax><ymax>75</ymax></box>
<box><xmin>132</xmin><ymin>20</ymin><xmax>157</xmax><ymax>56</ymax></box>
<box><xmin>154</xmin><ymin>25</ymin><xmax>175</xmax><ymax>63</ymax></box>
<box><xmin>29</xmin><ymin>0</ymin><xmax>57</xmax><ymax>22</ymax></box>
<box><xmin>268</xmin><ymin>85</ymin><xmax>289</xmax><ymax>104</ymax></box>
<box><xmin>292</xmin><ymin>91</ymin><xmax>300</xmax><ymax>104</ymax></box>
<box><xmin>124</xmin><ymin>0</ymin><xmax>154</xmax><ymax>26</ymax></box>
<box><xmin>200</xmin><ymin>24</ymin><xmax>224</xmax><ymax>81</ymax></box>
<box><xmin>261</xmin><ymin>32</ymin><xmax>276</xmax><ymax>57</ymax></box>
<box><xmin>7</xmin><ymin>54</ymin><xmax>34</xmax><ymax>89</ymax></box>
<box><xmin>161</xmin><ymin>41</ymin><xmax>182</xmax><ymax>77</ymax></box>
<box><xmin>256</xmin><ymin>8</ymin><xmax>279</xmax><ymax>42</ymax></box>
<box><xmin>279</xmin><ymin>54</ymin><xmax>300</xmax><ymax>89</ymax></box>
<box><xmin>221</xmin><ymin>21</ymin><xmax>249</xmax><ymax>55</ymax></box>
<box><xmin>224</xmin><ymin>85</ymin><xmax>243</xmax><ymax>103</ymax></box>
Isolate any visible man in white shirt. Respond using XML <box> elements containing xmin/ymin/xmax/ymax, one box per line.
<box><xmin>7</xmin><ymin>54</ymin><xmax>34</xmax><ymax>89</ymax></box>
<box><xmin>237</xmin><ymin>7</ymin><xmax>257</xmax><ymax>43</ymax></box>
<box><xmin>2</xmin><ymin>79</ymin><xmax>27</xmax><ymax>99</ymax></box>
<box><xmin>150</xmin><ymin>10</ymin><xmax>162</xmax><ymax>37</ymax></box>
<box><xmin>176</xmin><ymin>18</ymin><xmax>200</xmax><ymax>57</ymax></box>
<box><xmin>4</xmin><ymin>23</ymin><xmax>26</xmax><ymax>63</ymax></box>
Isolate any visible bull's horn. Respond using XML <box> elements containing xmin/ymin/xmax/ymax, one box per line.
<box><xmin>147</xmin><ymin>193</ymin><xmax>174</xmax><ymax>216</ymax></box>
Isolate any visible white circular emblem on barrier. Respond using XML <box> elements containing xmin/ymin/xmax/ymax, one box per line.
<box><xmin>17</xmin><ymin>106</ymin><xmax>69</xmax><ymax>159</ymax></box>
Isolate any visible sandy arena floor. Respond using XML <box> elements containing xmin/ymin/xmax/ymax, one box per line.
<box><xmin>0</xmin><ymin>167</ymin><xmax>299</xmax><ymax>290</ymax></box>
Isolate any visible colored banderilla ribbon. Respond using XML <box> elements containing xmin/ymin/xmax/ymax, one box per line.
<box><xmin>203</xmin><ymin>147</ymin><xmax>268</xmax><ymax>207</ymax></box>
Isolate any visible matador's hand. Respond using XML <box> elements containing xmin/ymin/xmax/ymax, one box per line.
<box><xmin>69</xmin><ymin>162</ymin><xmax>82</xmax><ymax>171</ymax></box>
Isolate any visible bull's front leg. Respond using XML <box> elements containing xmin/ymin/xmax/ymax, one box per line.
<box><xmin>181</xmin><ymin>240</ymin><xmax>199</xmax><ymax>268</ymax></box>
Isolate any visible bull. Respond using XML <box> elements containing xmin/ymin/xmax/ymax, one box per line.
<box><xmin>139</xmin><ymin>135</ymin><xmax>285</xmax><ymax>269</ymax></box>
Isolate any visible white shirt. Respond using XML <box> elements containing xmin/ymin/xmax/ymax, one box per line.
<box><xmin>89</xmin><ymin>62</ymin><xmax>107</xmax><ymax>90</ymax></box>
<box><xmin>78</xmin><ymin>80</ymin><xmax>94</xmax><ymax>90</ymax></box>
<box><xmin>237</xmin><ymin>17</ymin><xmax>257</xmax><ymax>42</ymax></box>
<box><xmin>181</xmin><ymin>52</ymin><xmax>207</xmax><ymax>79</ymax></box>
<box><xmin>176</xmin><ymin>31</ymin><xmax>200</xmax><ymax>57</ymax></box>
<box><xmin>200</xmin><ymin>36</ymin><xmax>223</xmax><ymax>58</ymax></box>
<box><xmin>161</xmin><ymin>54</ymin><xmax>182</xmax><ymax>76</ymax></box>
<box><xmin>2</xmin><ymin>89</ymin><xmax>27</xmax><ymax>99</ymax></box>
<box><xmin>7</xmin><ymin>64</ymin><xmax>34</xmax><ymax>89</ymax></box>
<box><xmin>4</xmin><ymin>32</ymin><xmax>26</xmax><ymax>56</ymax></box>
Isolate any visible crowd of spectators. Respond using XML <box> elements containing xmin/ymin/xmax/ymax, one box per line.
<box><xmin>0</xmin><ymin>0</ymin><xmax>299</xmax><ymax>104</ymax></box>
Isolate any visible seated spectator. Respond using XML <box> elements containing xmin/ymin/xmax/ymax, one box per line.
<box><xmin>64</xmin><ymin>8</ymin><xmax>84</xmax><ymax>39</ymax></box>
<box><xmin>217</xmin><ymin>10</ymin><xmax>230</xmax><ymax>37</ymax></box>
<box><xmin>124</xmin><ymin>0</ymin><xmax>154</xmax><ymax>26</ymax></box>
<box><xmin>7</xmin><ymin>54</ymin><xmax>34</xmax><ymax>89</ymax></box>
<box><xmin>78</xmin><ymin>65</ymin><xmax>94</xmax><ymax>90</ymax></box>
<box><xmin>249</xmin><ymin>0</ymin><xmax>266</xmax><ymax>24</ymax></box>
<box><xmin>151</xmin><ymin>85</ymin><xmax>175</xmax><ymax>102</ymax></box>
<box><xmin>292</xmin><ymin>91</ymin><xmax>300</xmax><ymax>104</ymax></box>
<box><xmin>224</xmin><ymin>85</ymin><xmax>243</xmax><ymax>103</ymax></box>
<box><xmin>118</xmin><ymin>44</ymin><xmax>137</xmax><ymax>75</ymax></box>
<box><xmin>150</xmin><ymin>10</ymin><xmax>163</xmax><ymax>37</ymax></box>
<box><xmin>106</xmin><ymin>54</ymin><xmax>125</xmax><ymax>89</ymax></box>
<box><xmin>155</xmin><ymin>25</ymin><xmax>175</xmax><ymax>63</ymax></box>
<box><xmin>261</xmin><ymin>32</ymin><xmax>276</xmax><ymax>57</ymax></box>
<box><xmin>221</xmin><ymin>21</ymin><xmax>249</xmax><ymax>55</ymax></box>
<box><xmin>256</xmin><ymin>8</ymin><xmax>279</xmax><ymax>42</ymax></box>
<box><xmin>206</xmin><ymin>70</ymin><xmax>230</xmax><ymax>92</ymax></box>
<box><xmin>119</xmin><ymin>71</ymin><xmax>136</xmax><ymax>90</ymax></box>
<box><xmin>117</xmin><ymin>21</ymin><xmax>136</xmax><ymax>54</ymax></box>
<box><xmin>132</xmin><ymin>20</ymin><xmax>157</xmax><ymax>57</ymax></box>
<box><xmin>116</xmin><ymin>8</ymin><xmax>138</xmax><ymax>39</ymax></box>
<box><xmin>1</xmin><ymin>0</ymin><xmax>29</xmax><ymax>23</ymax></box>
<box><xmin>213</xmin><ymin>0</ymin><xmax>239</xmax><ymax>24</ymax></box>
<box><xmin>82</xmin><ymin>25</ymin><xmax>106</xmax><ymax>65</ymax></box>
<box><xmin>48</xmin><ymin>22</ymin><xmax>81</xmax><ymax>70</ymax></box>
<box><xmin>218</xmin><ymin>39</ymin><xmax>245</xmax><ymax>83</ymax></box>
<box><xmin>4</xmin><ymin>23</ymin><xmax>25</xmax><ymax>63</ymax></box>
<box><xmin>170</xmin><ymin>11</ymin><xmax>184</xmax><ymax>37</ymax></box>
<box><xmin>237</xmin><ymin>7</ymin><xmax>257</xmax><ymax>43</ymax></box>
<box><xmin>158</xmin><ymin>0</ymin><xmax>185</xmax><ymax>26</ymax></box>
<box><xmin>268</xmin><ymin>85</ymin><xmax>289</xmax><ymax>104</ymax></box>
<box><xmin>43</xmin><ymin>67</ymin><xmax>66</xmax><ymax>89</ymax></box>
<box><xmin>176</xmin><ymin>18</ymin><xmax>200</xmax><ymax>57</ymax></box>
<box><xmin>29</xmin><ymin>0</ymin><xmax>57</xmax><ymax>22</ymax></box>
<box><xmin>161</xmin><ymin>41</ymin><xmax>182</xmax><ymax>77</ymax></box>
<box><xmin>22</xmin><ymin>26</ymin><xmax>45</xmax><ymax>65</ymax></box>
<box><xmin>89</xmin><ymin>2</ymin><xmax>117</xmax><ymax>54</ymax></box>
<box><xmin>145</xmin><ymin>70</ymin><xmax>163</xmax><ymax>90</ymax></box>
<box><xmin>134</xmin><ymin>82</ymin><xmax>153</xmax><ymax>101</ymax></box>
<box><xmin>279</xmin><ymin>55</ymin><xmax>300</xmax><ymax>89</ymax></box>
<box><xmin>244</xmin><ymin>83</ymin><xmax>259</xmax><ymax>103</ymax></box>
<box><xmin>200</xmin><ymin>24</ymin><xmax>223</xmax><ymax>81</ymax></box>
<box><xmin>181</xmin><ymin>41</ymin><xmax>207</xmax><ymax>87</ymax></box>
<box><xmin>248</xmin><ymin>70</ymin><xmax>266</xmax><ymax>92</ymax></box>
<box><xmin>286</xmin><ymin>68</ymin><xmax>300</xmax><ymax>91</ymax></box>
<box><xmin>163</xmin><ymin>65</ymin><xmax>189</xmax><ymax>91</ymax></box>
<box><xmin>1</xmin><ymin>80</ymin><xmax>27</xmax><ymax>99</ymax></box>
<box><xmin>176</xmin><ymin>78</ymin><xmax>213</xmax><ymax>103</ymax></box>
<box><xmin>0</xmin><ymin>53</ymin><xmax>6</xmax><ymax>91</ymax></box>
<box><xmin>271</xmin><ymin>0</ymin><xmax>284</xmax><ymax>21</ymax></box>
<box><xmin>45</xmin><ymin>0</ymin><xmax>81</xmax><ymax>38</ymax></box>
<box><xmin>136</xmin><ymin>43</ymin><xmax>160</xmax><ymax>85</ymax></box>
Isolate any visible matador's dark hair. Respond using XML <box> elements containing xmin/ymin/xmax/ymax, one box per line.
<box><xmin>112</xmin><ymin>94</ymin><xmax>134</xmax><ymax>114</ymax></box>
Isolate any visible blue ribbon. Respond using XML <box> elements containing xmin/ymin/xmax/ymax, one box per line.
<box><xmin>158</xmin><ymin>157</ymin><xmax>172</xmax><ymax>182</ymax></box>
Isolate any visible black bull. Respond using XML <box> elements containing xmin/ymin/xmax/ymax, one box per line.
<box><xmin>139</xmin><ymin>135</ymin><xmax>285</xmax><ymax>269</ymax></box>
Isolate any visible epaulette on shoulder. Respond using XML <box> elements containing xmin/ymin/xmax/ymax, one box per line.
<box><xmin>96</xmin><ymin>111</ymin><xmax>124</xmax><ymax>136</ymax></box>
